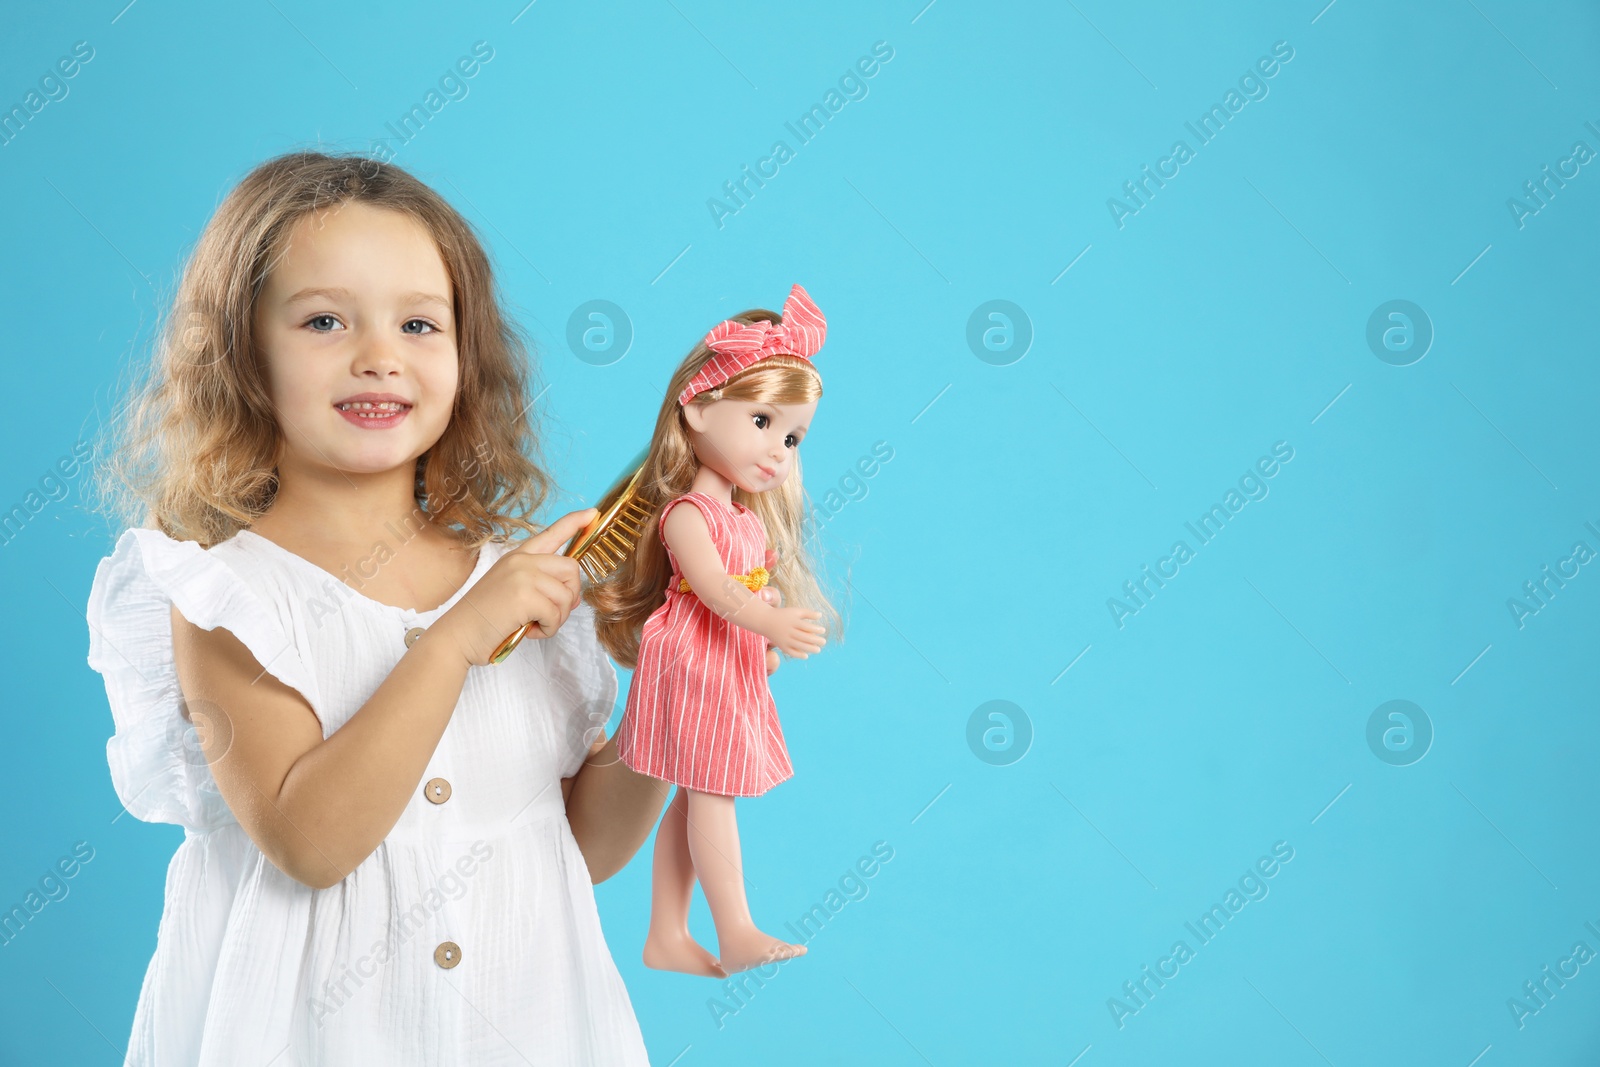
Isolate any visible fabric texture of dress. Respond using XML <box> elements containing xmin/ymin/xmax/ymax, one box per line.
<box><xmin>84</xmin><ymin>526</ymin><xmax>650</xmax><ymax>1066</ymax></box>
<box><xmin>615</xmin><ymin>491</ymin><xmax>793</xmax><ymax>798</ymax></box>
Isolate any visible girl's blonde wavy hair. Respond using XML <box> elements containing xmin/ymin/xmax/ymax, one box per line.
<box><xmin>587</xmin><ymin>310</ymin><xmax>844</xmax><ymax>669</ymax></box>
<box><xmin>92</xmin><ymin>149</ymin><xmax>553</xmax><ymax>550</ymax></box>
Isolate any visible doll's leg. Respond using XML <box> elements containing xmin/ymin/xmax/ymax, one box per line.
<box><xmin>641</xmin><ymin>786</ymin><xmax>727</xmax><ymax>977</ymax></box>
<box><xmin>684</xmin><ymin>788</ymin><xmax>807</xmax><ymax>974</ymax></box>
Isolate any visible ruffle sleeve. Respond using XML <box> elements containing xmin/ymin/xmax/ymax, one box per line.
<box><xmin>85</xmin><ymin>527</ymin><xmax>324</xmax><ymax>831</ymax></box>
<box><xmin>540</xmin><ymin>598</ymin><xmax>618</xmax><ymax>779</ymax></box>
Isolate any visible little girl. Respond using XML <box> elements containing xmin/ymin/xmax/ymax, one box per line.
<box><xmin>85</xmin><ymin>150</ymin><xmax>665</xmax><ymax>1065</ymax></box>
<box><xmin>590</xmin><ymin>284</ymin><xmax>840</xmax><ymax>977</ymax></box>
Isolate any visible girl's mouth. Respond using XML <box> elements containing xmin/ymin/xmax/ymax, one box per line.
<box><xmin>335</xmin><ymin>401</ymin><xmax>411</xmax><ymax>428</ymax></box>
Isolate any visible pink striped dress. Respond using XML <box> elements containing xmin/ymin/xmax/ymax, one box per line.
<box><xmin>615</xmin><ymin>490</ymin><xmax>794</xmax><ymax>797</ymax></box>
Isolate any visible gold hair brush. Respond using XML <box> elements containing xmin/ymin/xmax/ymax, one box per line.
<box><xmin>490</xmin><ymin>448</ymin><xmax>651</xmax><ymax>664</ymax></box>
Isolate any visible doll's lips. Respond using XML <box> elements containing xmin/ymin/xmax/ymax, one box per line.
<box><xmin>756</xmin><ymin>464</ymin><xmax>775</xmax><ymax>479</ymax></box>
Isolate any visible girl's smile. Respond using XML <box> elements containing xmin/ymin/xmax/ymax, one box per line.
<box><xmin>334</xmin><ymin>391</ymin><xmax>414</xmax><ymax>428</ymax></box>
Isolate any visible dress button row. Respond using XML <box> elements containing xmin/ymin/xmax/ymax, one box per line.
<box><xmin>426</xmin><ymin>775</ymin><xmax>459</xmax><ymax>969</ymax></box>
<box><xmin>419</xmin><ymin>703</ymin><xmax>455</xmax><ymax>968</ymax></box>
<box><xmin>409</xmin><ymin>623</ymin><xmax>459</xmax><ymax>974</ymax></box>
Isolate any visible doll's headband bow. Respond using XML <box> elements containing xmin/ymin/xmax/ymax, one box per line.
<box><xmin>677</xmin><ymin>283</ymin><xmax>826</xmax><ymax>407</ymax></box>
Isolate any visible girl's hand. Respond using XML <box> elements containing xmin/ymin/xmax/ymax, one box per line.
<box><xmin>764</xmin><ymin>605</ymin><xmax>827</xmax><ymax>659</ymax></box>
<box><xmin>434</xmin><ymin>508</ymin><xmax>598</xmax><ymax>667</ymax></box>
<box><xmin>757</xmin><ymin>585</ymin><xmax>782</xmax><ymax>676</ymax></box>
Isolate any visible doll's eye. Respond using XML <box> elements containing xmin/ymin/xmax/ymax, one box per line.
<box><xmin>784</xmin><ymin>434</ymin><xmax>797</xmax><ymax>448</ymax></box>
<box><xmin>752</xmin><ymin>413</ymin><xmax>770</xmax><ymax>429</ymax></box>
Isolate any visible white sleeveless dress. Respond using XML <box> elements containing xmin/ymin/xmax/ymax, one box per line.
<box><xmin>84</xmin><ymin>526</ymin><xmax>650</xmax><ymax>1066</ymax></box>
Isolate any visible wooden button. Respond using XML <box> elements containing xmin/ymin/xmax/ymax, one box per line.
<box><xmin>424</xmin><ymin>777</ymin><xmax>452</xmax><ymax>804</ymax></box>
<box><xmin>434</xmin><ymin>941</ymin><xmax>461</xmax><ymax>969</ymax></box>
<box><xmin>404</xmin><ymin>626</ymin><xmax>426</xmax><ymax>649</ymax></box>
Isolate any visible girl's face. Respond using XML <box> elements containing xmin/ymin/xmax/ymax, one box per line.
<box><xmin>684</xmin><ymin>394</ymin><xmax>818</xmax><ymax>494</ymax></box>
<box><xmin>253</xmin><ymin>201</ymin><xmax>458</xmax><ymax>479</ymax></box>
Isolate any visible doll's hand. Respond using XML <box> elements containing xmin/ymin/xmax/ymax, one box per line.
<box><xmin>764</xmin><ymin>606</ymin><xmax>826</xmax><ymax>659</ymax></box>
<box><xmin>752</xmin><ymin>575</ymin><xmax>825</xmax><ymax>659</ymax></box>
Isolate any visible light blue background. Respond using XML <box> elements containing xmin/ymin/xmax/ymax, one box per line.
<box><xmin>4</xmin><ymin>0</ymin><xmax>1599</xmax><ymax>1063</ymax></box>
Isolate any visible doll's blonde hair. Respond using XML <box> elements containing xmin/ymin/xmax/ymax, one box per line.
<box><xmin>588</xmin><ymin>309</ymin><xmax>843</xmax><ymax>669</ymax></box>
<box><xmin>92</xmin><ymin>149</ymin><xmax>553</xmax><ymax>550</ymax></box>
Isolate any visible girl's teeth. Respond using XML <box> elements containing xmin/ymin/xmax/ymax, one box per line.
<box><xmin>339</xmin><ymin>401</ymin><xmax>406</xmax><ymax>417</ymax></box>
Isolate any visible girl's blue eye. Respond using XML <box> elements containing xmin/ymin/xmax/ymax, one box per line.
<box><xmin>304</xmin><ymin>315</ymin><xmax>439</xmax><ymax>334</ymax></box>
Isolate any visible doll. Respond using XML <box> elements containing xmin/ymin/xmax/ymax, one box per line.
<box><xmin>590</xmin><ymin>283</ymin><xmax>839</xmax><ymax>977</ymax></box>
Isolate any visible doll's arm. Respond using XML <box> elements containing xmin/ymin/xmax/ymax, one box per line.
<box><xmin>662</xmin><ymin>500</ymin><xmax>777</xmax><ymax>642</ymax></box>
<box><xmin>761</xmin><ymin>581</ymin><xmax>782</xmax><ymax>674</ymax></box>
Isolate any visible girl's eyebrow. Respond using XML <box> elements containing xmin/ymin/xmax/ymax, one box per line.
<box><xmin>285</xmin><ymin>285</ymin><xmax>451</xmax><ymax>311</ymax></box>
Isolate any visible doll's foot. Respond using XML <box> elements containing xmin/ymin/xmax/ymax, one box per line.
<box><xmin>642</xmin><ymin>930</ymin><xmax>728</xmax><ymax>977</ymax></box>
<box><xmin>714</xmin><ymin>926</ymin><xmax>807</xmax><ymax>974</ymax></box>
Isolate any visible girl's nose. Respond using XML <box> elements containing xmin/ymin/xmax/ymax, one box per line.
<box><xmin>354</xmin><ymin>335</ymin><xmax>404</xmax><ymax>375</ymax></box>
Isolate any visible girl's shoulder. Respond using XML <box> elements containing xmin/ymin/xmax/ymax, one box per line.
<box><xmin>85</xmin><ymin>527</ymin><xmax>322</xmax><ymax>830</ymax></box>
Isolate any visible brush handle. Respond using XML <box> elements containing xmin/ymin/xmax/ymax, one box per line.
<box><xmin>490</xmin><ymin>621</ymin><xmax>535</xmax><ymax>665</ymax></box>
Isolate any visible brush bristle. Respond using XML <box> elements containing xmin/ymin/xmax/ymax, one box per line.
<box><xmin>573</xmin><ymin>494</ymin><xmax>654</xmax><ymax>582</ymax></box>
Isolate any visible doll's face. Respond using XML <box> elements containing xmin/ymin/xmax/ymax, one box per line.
<box><xmin>683</xmin><ymin>396</ymin><xmax>818</xmax><ymax>493</ymax></box>
<box><xmin>252</xmin><ymin>201</ymin><xmax>459</xmax><ymax>478</ymax></box>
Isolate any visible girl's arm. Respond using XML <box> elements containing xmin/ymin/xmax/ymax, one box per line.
<box><xmin>170</xmin><ymin>603</ymin><xmax>473</xmax><ymax>890</ymax></box>
<box><xmin>564</xmin><ymin>733</ymin><xmax>670</xmax><ymax>883</ymax></box>
<box><xmin>168</xmin><ymin>511</ymin><xmax>592</xmax><ymax>890</ymax></box>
